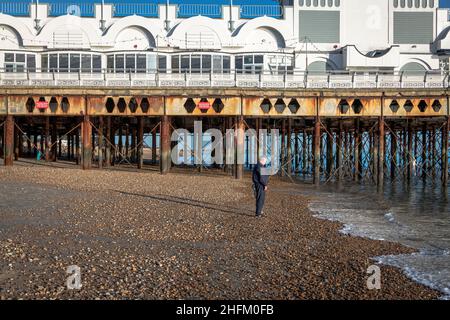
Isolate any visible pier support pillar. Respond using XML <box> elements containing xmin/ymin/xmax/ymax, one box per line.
<box><xmin>105</xmin><ymin>117</ymin><xmax>111</xmax><ymax>167</ymax></box>
<box><xmin>160</xmin><ymin>115</ymin><xmax>171</xmax><ymax>175</ymax></box>
<box><xmin>326</xmin><ymin>120</ymin><xmax>333</xmax><ymax>179</ymax></box>
<box><xmin>302</xmin><ymin>129</ymin><xmax>307</xmax><ymax>176</ymax></box>
<box><xmin>407</xmin><ymin>123</ymin><xmax>413</xmax><ymax>182</ymax></box>
<box><xmin>422</xmin><ymin>124</ymin><xmax>427</xmax><ymax>179</ymax></box>
<box><xmin>14</xmin><ymin>126</ymin><xmax>19</xmax><ymax>161</ymax></box>
<box><xmin>280</xmin><ymin>119</ymin><xmax>286</xmax><ymax>177</ymax></box>
<box><xmin>44</xmin><ymin>117</ymin><xmax>50</xmax><ymax>161</ymax></box>
<box><xmin>138</xmin><ymin>117</ymin><xmax>144</xmax><ymax>169</ymax></box>
<box><xmin>152</xmin><ymin>126</ymin><xmax>157</xmax><ymax>165</ymax></box>
<box><xmin>81</xmin><ymin>115</ymin><xmax>92</xmax><ymax>170</ymax></box>
<box><xmin>287</xmin><ymin>118</ymin><xmax>292</xmax><ymax>176</ymax></box>
<box><xmin>354</xmin><ymin>119</ymin><xmax>361</xmax><ymax>182</ymax></box>
<box><xmin>443</xmin><ymin>117</ymin><xmax>449</xmax><ymax>186</ymax></box>
<box><xmin>51</xmin><ymin>119</ymin><xmax>57</xmax><ymax>161</ymax></box>
<box><xmin>235</xmin><ymin>116</ymin><xmax>244</xmax><ymax>180</ymax></box>
<box><xmin>390</xmin><ymin>130</ymin><xmax>397</xmax><ymax>180</ymax></box>
<box><xmin>313</xmin><ymin>116</ymin><xmax>321</xmax><ymax>186</ymax></box>
<box><xmin>4</xmin><ymin>115</ymin><xmax>14</xmax><ymax>166</ymax></box>
<box><xmin>98</xmin><ymin>116</ymin><xmax>104</xmax><ymax>169</ymax></box>
<box><xmin>75</xmin><ymin>129</ymin><xmax>80</xmax><ymax>165</ymax></box>
<box><xmin>378</xmin><ymin>117</ymin><xmax>385</xmax><ymax>191</ymax></box>
<box><xmin>336</xmin><ymin>121</ymin><xmax>343</xmax><ymax>182</ymax></box>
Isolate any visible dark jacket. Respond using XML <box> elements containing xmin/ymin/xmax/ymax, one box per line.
<box><xmin>252</xmin><ymin>163</ymin><xmax>269</xmax><ymax>188</ymax></box>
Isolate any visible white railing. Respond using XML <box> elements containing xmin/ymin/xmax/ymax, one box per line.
<box><xmin>0</xmin><ymin>69</ymin><xmax>447</xmax><ymax>90</ymax></box>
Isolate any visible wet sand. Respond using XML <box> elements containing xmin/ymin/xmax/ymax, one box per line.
<box><xmin>0</xmin><ymin>163</ymin><xmax>440</xmax><ymax>299</ymax></box>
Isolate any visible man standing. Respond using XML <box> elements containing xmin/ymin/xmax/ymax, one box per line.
<box><xmin>252</xmin><ymin>156</ymin><xmax>270</xmax><ymax>218</ymax></box>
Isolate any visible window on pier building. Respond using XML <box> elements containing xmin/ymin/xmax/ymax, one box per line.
<box><xmin>235</xmin><ymin>54</ymin><xmax>264</xmax><ymax>74</ymax></box>
<box><xmin>267</xmin><ymin>54</ymin><xmax>294</xmax><ymax>74</ymax></box>
<box><xmin>171</xmin><ymin>54</ymin><xmax>230</xmax><ymax>74</ymax></box>
<box><xmin>107</xmin><ymin>53</ymin><xmax>167</xmax><ymax>73</ymax></box>
<box><xmin>4</xmin><ymin>52</ymin><xmax>36</xmax><ymax>73</ymax></box>
<box><xmin>393</xmin><ymin>12</ymin><xmax>433</xmax><ymax>44</ymax></box>
<box><xmin>299</xmin><ymin>10</ymin><xmax>340</xmax><ymax>43</ymax></box>
<box><xmin>41</xmin><ymin>53</ymin><xmax>101</xmax><ymax>73</ymax></box>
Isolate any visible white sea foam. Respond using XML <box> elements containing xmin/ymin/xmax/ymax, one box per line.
<box><xmin>307</xmin><ymin>186</ymin><xmax>450</xmax><ymax>299</ymax></box>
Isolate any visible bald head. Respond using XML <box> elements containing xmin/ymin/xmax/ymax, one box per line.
<box><xmin>259</xmin><ymin>156</ymin><xmax>268</xmax><ymax>166</ymax></box>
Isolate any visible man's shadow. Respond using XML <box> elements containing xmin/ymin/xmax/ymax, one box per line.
<box><xmin>112</xmin><ymin>190</ymin><xmax>255</xmax><ymax>217</ymax></box>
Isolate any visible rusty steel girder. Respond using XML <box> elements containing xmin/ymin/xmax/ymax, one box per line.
<box><xmin>5</xmin><ymin>95</ymin><xmax>85</xmax><ymax>116</ymax></box>
<box><xmin>87</xmin><ymin>96</ymin><xmax>164</xmax><ymax>116</ymax></box>
<box><xmin>165</xmin><ymin>96</ymin><xmax>240</xmax><ymax>116</ymax></box>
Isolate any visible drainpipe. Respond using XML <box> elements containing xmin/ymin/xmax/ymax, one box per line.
<box><xmin>164</xmin><ymin>0</ymin><xmax>171</xmax><ymax>32</ymax></box>
<box><xmin>228</xmin><ymin>0</ymin><xmax>235</xmax><ymax>32</ymax></box>
<box><xmin>99</xmin><ymin>0</ymin><xmax>106</xmax><ymax>32</ymax></box>
<box><xmin>34</xmin><ymin>0</ymin><xmax>41</xmax><ymax>31</ymax></box>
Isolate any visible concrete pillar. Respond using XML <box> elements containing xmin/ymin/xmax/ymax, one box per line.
<box><xmin>4</xmin><ymin>115</ymin><xmax>14</xmax><ymax>166</ymax></box>
<box><xmin>160</xmin><ymin>115</ymin><xmax>171</xmax><ymax>175</ymax></box>
<box><xmin>82</xmin><ymin>115</ymin><xmax>92</xmax><ymax>170</ymax></box>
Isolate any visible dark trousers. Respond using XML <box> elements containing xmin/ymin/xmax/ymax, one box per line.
<box><xmin>255</xmin><ymin>184</ymin><xmax>266</xmax><ymax>216</ymax></box>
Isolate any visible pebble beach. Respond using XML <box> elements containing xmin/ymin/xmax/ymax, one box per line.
<box><xmin>0</xmin><ymin>163</ymin><xmax>441</xmax><ymax>299</ymax></box>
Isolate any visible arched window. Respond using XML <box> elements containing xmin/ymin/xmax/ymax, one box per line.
<box><xmin>400</xmin><ymin>62</ymin><xmax>427</xmax><ymax>74</ymax></box>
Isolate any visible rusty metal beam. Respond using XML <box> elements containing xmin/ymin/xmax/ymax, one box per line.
<box><xmin>138</xmin><ymin>117</ymin><xmax>144</xmax><ymax>169</ymax></box>
<box><xmin>378</xmin><ymin>116</ymin><xmax>385</xmax><ymax>192</ymax></box>
<box><xmin>235</xmin><ymin>115</ymin><xmax>244</xmax><ymax>180</ymax></box>
<box><xmin>160</xmin><ymin>115</ymin><xmax>171</xmax><ymax>175</ymax></box>
<box><xmin>98</xmin><ymin>116</ymin><xmax>104</xmax><ymax>169</ymax></box>
<box><xmin>82</xmin><ymin>114</ymin><xmax>92</xmax><ymax>170</ymax></box>
<box><xmin>4</xmin><ymin>115</ymin><xmax>14</xmax><ymax>166</ymax></box>
<box><xmin>313</xmin><ymin>116</ymin><xmax>321</xmax><ymax>186</ymax></box>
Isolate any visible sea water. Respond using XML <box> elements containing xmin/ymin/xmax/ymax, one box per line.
<box><xmin>304</xmin><ymin>180</ymin><xmax>450</xmax><ymax>299</ymax></box>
